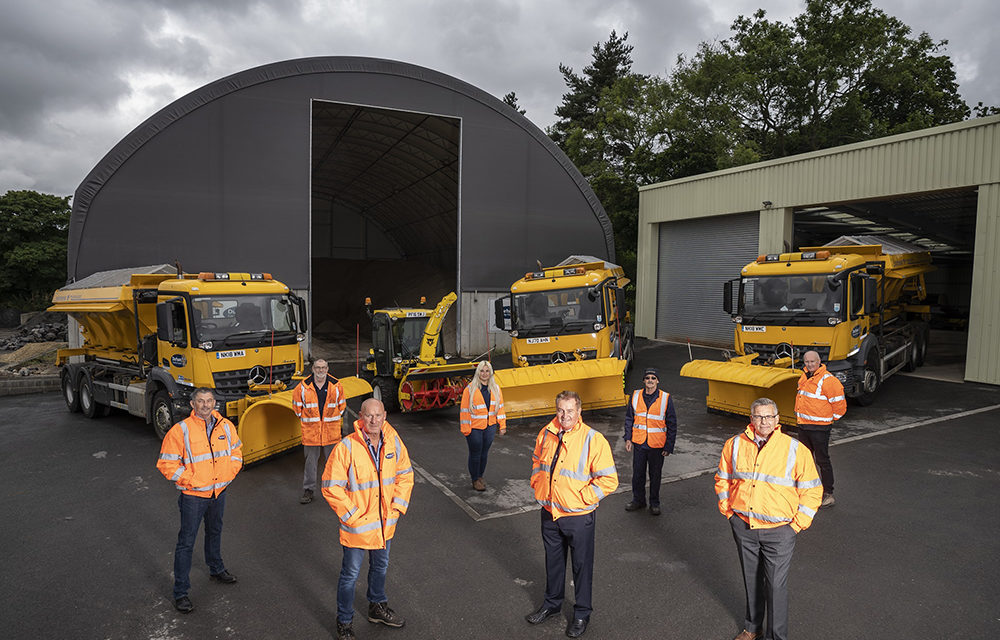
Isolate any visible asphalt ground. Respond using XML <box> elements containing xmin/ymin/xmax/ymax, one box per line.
<box><xmin>1</xmin><ymin>338</ymin><xmax>998</xmax><ymax>639</ymax></box>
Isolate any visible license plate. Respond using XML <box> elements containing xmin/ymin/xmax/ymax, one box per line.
<box><xmin>742</xmin><ymin>326</ymin><xmax>766</xmax><ymax>333</ymax></box>
<box><xmin>215</xmin><ymin>349</ymin><xmax>246</xmax><ymax>359</ymax></box>
<box><xmin>526</xmin><ymin>337</ymin><xmax>551</xmax><ymax>344</ymax></box>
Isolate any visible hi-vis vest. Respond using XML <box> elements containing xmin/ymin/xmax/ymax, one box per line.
<box><xmin>795</xmin><ymin>364</ymin><xmax>847</xmax><ymax>427</ymax></box>
<box><xmin>530</xmin><ymin>419</ymin><xmax>618</xmax><ymax>520</ymax></box>
<box><xmin>714</xmin><ymin>425</ymin><xmax>822</xmax><ymax>532</ymax></box>
<box><xmin>293</xmin><ymin>377</ymin><xmax>346</xmax><ymax>446</ymax></box>
<box><xmin>459</xmin><ymin>385</ymin><xmax>507</xmax><ymax>436</ymax></box>
<box><xmin>321</xmin><ymin>420</ymin><xmax>414</xmax><ymax>549</ymax></box>
<box><xmin>630</xmin><ymin>389</ymin><xmax>670</xmax><ymax>448</ymax></box>
<box><xmin>157</xmin><ymin>411</ymin><xmax>243</xmax><ymax>498</ymax></box>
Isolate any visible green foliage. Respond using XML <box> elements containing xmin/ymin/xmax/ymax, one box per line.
<box><xmin>502</xmin><ymin>91</ymin><xmax>527</xmax><ymax>115</ymax></box>
<box><xmin>545</xmin><ymin>0</ymin><xmax>989</xmax><ymax>297</ymax></box>
<box><xmin>0</xmin><ymin>190</ymin><xmax>72</xmax><ymax>310</ymax></box>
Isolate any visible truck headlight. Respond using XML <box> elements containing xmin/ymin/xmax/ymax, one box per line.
<box><xmin>828</xmin><ymin>317</ymin><xmax>840</xmax><ymax>325</ymax></box>
<box><xmin>198</xmin><ymin>341</ymin><xmax>213</xmax><ymax>350</ymax></box>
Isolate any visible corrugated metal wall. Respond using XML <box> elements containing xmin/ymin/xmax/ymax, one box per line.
<box><xmin>967</xmin><ymin>182</ymin><xmax>1000</xmax><ymax>385</ymax></box>
<box><xmin>655</xmin><ymin>213</ymin><xmax>759</xmax><ymax>346</ymax></box>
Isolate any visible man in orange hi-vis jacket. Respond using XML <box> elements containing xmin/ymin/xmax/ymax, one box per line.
<box><xmin>715</xmin><ymin>397</ymin><xmax>822</xmax><ymax>640</ymax></box>
<box><xmin>322</xmin><ymin>398</ymin><xmax>413</xmax><ymax>640</ymax></box>
<box><xmin>792</xmin><ymin>350</ymin><xmax>847</xmax><ymax>508</ymax></box>
<box><xmin>157</xmin><ymin>388</ymin><xmax>243</xmax><ymax>614</ymax></box>
<box><xmin>292</xmin><ymin>359</ymin><xmax>346</xmax><ymax>504</ymax></box>
<box><xmin>525</xmin><ymin>390</ymin><xmax>618</xmax><ymax>639</ymax></box>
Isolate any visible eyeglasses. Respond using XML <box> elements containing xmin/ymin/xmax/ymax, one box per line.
<box><xmin>643</xmin><ymin>376</ymin><xmax>657</xmax><ymax>381</ymax></box>
<box><xmin>750</xmin><ymin>414</ymin><xmax>778</xmax><ymax>421</ymax></box>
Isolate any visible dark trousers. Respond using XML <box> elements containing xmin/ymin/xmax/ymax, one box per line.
<box><xmin>541</xmin><ymin>509</ymin><xmax>596</xmax><ymax>619</ymax></box>
<box><xmin>796</xmin><ymin>426</ymin><xmax>834</xmax><ymax>494</ymax></box>
<box><xmin>173</xmin><ymin>491</ymin><xmax>227</xmax><ymax>599</ymax></box>
<box><xmin>730</xmin><ymin>515</ymin><xmax>796</xmax><ymax>640</ymax></box>
<box><xmin>631</xmin><ymin>445</ymin><xmax>665</xmax><ymax>507</ymax></box>
<box><xmin>466</xmin><ymin>424</ymin><xmax>498</xmax><ymax>481</ymax></box>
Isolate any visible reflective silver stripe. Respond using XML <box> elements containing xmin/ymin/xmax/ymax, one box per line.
<box><xmin>159</xmin><ymin>453</ymin><xmax>182</xmax><ymax>461</ymax></box>
<box><xmin>591</xmin><ymin>465</ymin><xmax>616</xmax><ymax>478</ymax></box>
<box><xmin>731</xmin><ymin>434</ymin><xmax>741</xmax><ymax>461</ymax></box>
<box><xmin>392</xmin><ymin>497</ymin><xmax>408</xmax><ymax>508</ymax></box>
<box><xmin>533</xmin><ymin>463</ymin><xmax>551</xmax><ymax>474</ymax></box>
<box><xmin>646</xmin><ymin>427</ymin><xmax>666</xmax><ymax>433</ymax></box>
<box><xmin>798</xmin><ymin>504</ymin><xmax>817</xmax><ymax>517</ymax></box>
<box><xmin>716</xmin><ymin>469</ymin><xmax>733</xmax><ymax>480</ymax></box>
<box><xmin>797</xmin><ymin>389</ymin><xmax>828</xmax><ymax>400</ymax></box>
<box><xmin>323</xmin><ymin>478</ymin><xmax>348</xmax><ymax>487</ymax></box>
<box><xmin>796</xmin><ymin>478</ymin><xmax>822</xmax><ymax>489</ymax></box>
<box><xmin>593</xmin><ymin>486</ymin><xmax>606</xmax><ymax>499</ymax></box>
<box><xmin>828</xmin><ymin>395</ymin><xmax>845</xmax><ymax>402</ymax></box>
<box><xmin>536</xmin><ymin>499</ymin><xmax>594</xmax><ymax>513</ymax></box>
<box><xmin>730</xmin><ymin>470</ymin><xmax>796</xmax><ymax>486</ymax></box>
<box><xmin>303</xmin><ymin>402</ymin><xmax>319</xmax><ymax>408</ymax></box>
<box><xmin>341</xmin><ymin>519</ymin><xmax>384</xmax><ymax>535</ymax></box>
<box><xmin>171</xmin><ymin>467</ymin><xmax>185</xmax><ymax>481</ymax></box>
<box><xmin>190</xmin><ymin>452</ymin><xmax>213</xmax><ymax>463</ymax></box>
<box><xmin>785</xmin><ymin>439</ymin><xmax>798</xmax><ymax>478</ymax></box>
<box><xmin>301</xmin><ymin>416</ymin><xmax>322</xmax><ymax>423</ymax></box>
<box><xmin>795</xmin><ymin>411</ymin><xmax>832</xmax><ymax>423</ymax></box>
<box><xmin>341</xmin><ymin>506</ymin><xmax>357</xmax><ymax>522</ymax></box>
<box><xmin>832</xmin><ymin>412</ymin><xmax>844</xmax><ymax>419</ymax></box>
<box><xmin>733</xmin><ymin>508</ymin><xmax>792</xmax><ymax>524</ymax></box>
<box><xmin>185</xmin><ymin>479</ymin><xmax>232</xmax><ymax>493</ymax></box>
<box><xmin>717</xmin><ymin>490</ymin><xmax>729</xmax><ymax>500</ymax></box>
<box><xmin>385</xmin><ymin>516</ymin><xmax>399</xmax><ymax>527</ymax></box>
<box><xmin>496</xmin><ymin>413</ymin><xmax>506</xmax><ymax>421</ymax></box>
<box><xmin>230</xmin><ymin>456</ymin><xmax>242</xmax><ymax>464</ymax></box>
<box><xmin>647</xmin><ymin>393</ymin><xmax>668</xmax><ymax>420</ymax></box>
<box><xmin>395</xmin><ymin>467</ymin><xmax>412</xmax><ymax>476</ymax></box>
<box><xmin>180</xmin><ymin>421</ymin><xmax>194</xmax><ymax>464</ymax></box>
<box><xmin>292</xmin><ymin>401</ymin><xmax>304</xmax><ymax>407</ymax></box>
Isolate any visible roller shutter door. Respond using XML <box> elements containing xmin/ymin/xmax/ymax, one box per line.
<box><xmin>655</xmin><ymin>213</ymin><xmax>759</xmax><ymax>346</ymax></box>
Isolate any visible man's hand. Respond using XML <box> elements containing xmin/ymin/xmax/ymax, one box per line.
<box><xmin>662</xmin><ymin>450</ymin><xmax>670</xmax><ymax>457</ymax></box>
<box><xmin>625</xmin><ymin>441</ymin><xmax>632</xmax><ymax>452</ymax></box>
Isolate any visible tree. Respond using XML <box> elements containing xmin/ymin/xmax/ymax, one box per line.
<box><xmin>502</xmin><ymin>91</ymin><xmax>527</xmax><ymax>115</ymax></box>
<box><xmin>0</xmin><ymin>190</ymin><xmax>72</xmax><ymax>310</ymax></box>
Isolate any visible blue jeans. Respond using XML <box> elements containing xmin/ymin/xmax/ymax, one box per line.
<box><xmin>338</xmin><ymin>542</ymin><xmax>391</xmax><ymax>624</ymax></box>
<box><xmin>173</xmin><ymin>491</ymin><xmax>227</xmax><ymax>599</ymax></box>
<box><xmin>466</xmin><ymin>424</ymin><xmax>498</xmax><ymax>480</ymax></box>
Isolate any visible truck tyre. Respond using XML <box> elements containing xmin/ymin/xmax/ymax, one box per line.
<box><xmin>373</xmin><ymin>376</ymin><xmax>399</xmax><ymax>413</ymax></box>
<box><xmin>622</xmin><ymin>328</ymin><xmax>635</xmax><ymax>372</ymax></box>
<box><xmin>854</xmin><ymin>359</ymin><xmax>881</xmax><ymax>406</ymax></box>
<box><xmin>152</xmin><ymin>390</ymin><xmax>174</xmax><ymax>439</ymax></box>
<box><xmin>915</xmin><ymin>327</ymin><xmax>929</xmax><ymax>367</ymax></box>
<box><xmin>903</xmin><ymin>338</ymin><xmax>919</xmax><ymax>372</ymax></box>
<box><xmin>62</xmin><ymin>370</ymin><xmax>81</xmax><ymax>413</ymax></box>
<box><xmin>79</xmin><ymin>374</ymin><xmax>100</xmax><ymax>419</ymax></box>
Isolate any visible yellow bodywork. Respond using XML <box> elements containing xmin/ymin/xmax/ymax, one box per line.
<box><xmin>680</xmin><ymin>355</ymin><xmax>800</xmax><ymax>425</ymax></box>
<box><xmin>231</xmin><ymin>376</ymin><xmax>372</xmax><ymax>464</ymax></box>
<box><xmin>495</xmin><ymin>357</ymin><xmax>627</xmax><ymax>420</ymax></box>
<box><xmin>50</xmin><ymin>270</ymin><xmax>371</xmax><ymax>464</ymax></box>
<box><xmin>683</xmin><ymin>239</ymin><xmax>933</xmax><ymax>421</ymax></box>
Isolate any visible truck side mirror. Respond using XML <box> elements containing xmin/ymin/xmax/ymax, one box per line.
<box><xmin>494</xmin><ymin>296</ymin><xmax>511</xmax><ymax>331</ymax></box>
<box><xmin>723</xmin><ymin>280</ymin><xmax>734</xmax><ymax>315</ymax></box>
<box><xmin>156</xmin><ymin>299</ymin><xmax>187</xmax><ymax>347</ymax></box>
<box><xmin>864</xmin><ymin>277</ymin><xmax>878</xmax><ymax>315</ymax></box>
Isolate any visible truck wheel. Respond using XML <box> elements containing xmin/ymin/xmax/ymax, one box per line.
<box><xmin>152</xmin><ymin>390</ymin><xmax>174</xmax><ymax>439</ymax></box>
<box><xmin>373</xmin><ymin>376</ymin><xmax>399</xmax><ymax>413</ymax></box>
<box><xmin>903</xmin><ymin>339</ymin><xmax>919</xmax><ymax>372</ymax></box>
<box><xmin>79</xmin><ymin>374</ymin><xmax>100</xmax><ymax>419</ymax></box>
<box><xmin>915</xmin><ymin>328</ymin><xmax>928</xmax><ymax>367</ymax></box>
<box><xmin>62</xmin><ymin>371</ymin><xmax>81</xmax><ymax>413</ymax></box>
<box><xmin>854</xmin><ymin>360</ymin><xmax>881</xmax><ymax>406</ymax></box>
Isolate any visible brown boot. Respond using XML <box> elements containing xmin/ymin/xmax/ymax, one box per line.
<box><xmin>473</xmin><ymin>478</ymin><xmax>486</xmax><ymax>491</ymax></box>
<box><xmin>733</xmin><ymin>630</ymin><xmax>761</xmax><ymax>640</ymax></box>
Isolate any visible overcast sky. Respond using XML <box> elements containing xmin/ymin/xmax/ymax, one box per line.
<box><xmin>1</xmin><ymin>0</ymin><xmax>996</xmax><ymax>198</ymax></box>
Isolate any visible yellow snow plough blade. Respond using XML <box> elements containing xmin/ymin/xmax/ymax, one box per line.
<box><xmin>235</xmin><ymin>376</ymin><xmax>372</xmax><ymax>464</ymax></box>
<box><xmin>494</xmin><ymin>358</ymin><xmax>627</xmax><ymax>421</ymax></box>
<box><xmin>680</xmin><ymin>356</ymin><xmax>800</xmax><ymax>425</ymax></box>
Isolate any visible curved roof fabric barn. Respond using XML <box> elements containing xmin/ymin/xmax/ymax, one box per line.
<box><xmin>69</xmin><ymin>56</ymin><xmax>614</xmax><ymax>354</ymax></box>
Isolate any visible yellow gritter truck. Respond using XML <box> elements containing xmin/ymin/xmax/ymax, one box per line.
<box><xmin>48</xmin><ymin>266</ymin><xmax>371</xmax><ymax>463</ymax></box>
<box><xmin>492</xmin><ymin>255</ymin><xmax>633</xmax><ymax>419</ymax></box>
<box><xmin>680</xmin><ymin>236</ymin><xmax>934</xmax><ymax>424</ymax></box>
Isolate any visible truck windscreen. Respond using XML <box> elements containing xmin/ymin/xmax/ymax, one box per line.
<box><xmin>740</xmin><ymin>274</ymin><xmax>843</xmax><ymax>317</ymax></box>
<box><xmin>512</xmin><ymin>286</ymin><xmax>602</xmax><ymax>336</ymax></box>
<box><xmin>190</xmin><ymin>295</ymin><xmax>298</xmax><ymax>343</ymax></box>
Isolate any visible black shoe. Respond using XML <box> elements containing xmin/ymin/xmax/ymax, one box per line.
<box><xmin>526</xmin><ymin>605</ymin><xmax>561</xmax><ymax>625</ymax></box>
<box><xmin>210</xmin><ymin>570</ymin><xmax>237</xmax><ymax>584</ymax></box>
<box><xmin>649</xmin><ymin>505</ymin><xmax>661</xmax><ymax>516</ymax></box>
<box><xmin>300</xmin><ymin>489</ymin><xmax>314</xmax><ymax>504</ymax></box>
<box><xmin>624</xmin><ymin>501</ymin><xmax>645</xmax><ymax>512</ymax></box>
<box><xmin>174</xmin><ymin>595</ymin><xmax>193</xmax><ymax>613</ymax></box>
<box><xmin>368</xmin><ymin>601</ymin><xmax>405</xmax><ymax>627</ymax></box>
<box><xmin>336</xmin><ymin>621</ymin><xmax>356</xmax><ymax>639</ymax></box>
<box><xmin>566</xmin><ymin>617</ymin><xmax>589</xmax><ymax>638</ymax></box>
